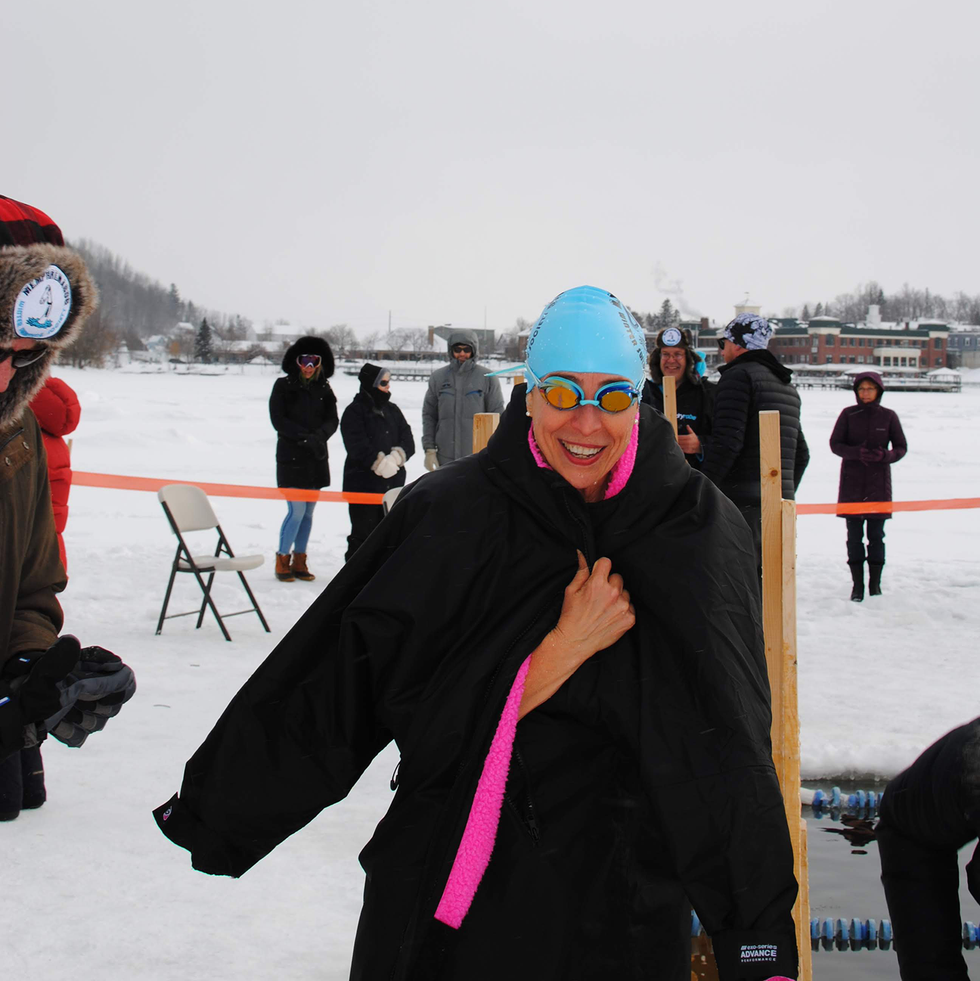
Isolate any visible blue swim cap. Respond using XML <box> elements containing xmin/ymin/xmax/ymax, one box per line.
<box><xmin>524</xmin><ymin>286</ymin><xmax>647</xmax><ymax>390</ymax></box>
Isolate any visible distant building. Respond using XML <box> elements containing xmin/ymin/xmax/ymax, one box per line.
<box><xmin>430</xmin><ymin>325</ymin><xmax>495</xmax><ymax>353</ymax></box>
<box><xmin>734</xmin><ymin>296</ymin><xmax>761</xmax><ymax>317</ymax></box>
<box><xmin>256</xmin><ymin>322</ymin><xmax>309</xmax><ymax>344</ymax></box>
<box><xmin>769</xmin><ymin>316</ymin><xmax>949</xmax><ymax>370</ymax></box>
<box><xmin>222</xmin><ymin>339</ymin><xmax>286</xmax><ymax>364</ymax></box>
<box><xmin>947</xmin><ymin>327</ymin><xmax>980</xmax><ymax>369</ymax></box>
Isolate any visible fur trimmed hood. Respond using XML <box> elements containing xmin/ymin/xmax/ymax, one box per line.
<box><xmin>0</xmin><ymin>242</ymin><xmax>98</xmax><ymax>430</ymax></box>
<box><xmin>280</xmin><ymin>335</ymin><xmax>335</xmax><ymax>377</ymax></box>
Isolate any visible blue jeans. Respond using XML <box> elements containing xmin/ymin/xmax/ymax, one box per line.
<box><xmin>279</xmin><ymin>500</ymin><xmax>316</xmax><ymax>554</ymax></box>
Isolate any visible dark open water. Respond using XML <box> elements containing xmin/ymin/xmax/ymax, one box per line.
<box><xmin>806</xmin><ymin>780</ymin><xmax>980</xmax><ymax>980</ymax></box>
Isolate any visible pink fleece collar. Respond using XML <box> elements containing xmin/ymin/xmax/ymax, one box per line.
<box><xmin>527</xmin><ymin>422</ymin><xmax>638</xmax><ymax>500</ymax></box>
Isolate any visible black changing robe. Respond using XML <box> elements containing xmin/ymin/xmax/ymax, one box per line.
<box><xmin>155</xmin><ymin>384</ymin><xmax>798</xmax><ymax>981</ymax></box>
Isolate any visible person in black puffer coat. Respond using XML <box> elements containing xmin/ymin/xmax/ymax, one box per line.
<box><xmin>700</xmin><ymin>314</ymin><xmax>809</xmax><ymax>565</ymax></box>
<box><xmin>829</xmin><ymin>371</ymin><xmax>907</xmax><ymax>601</ymax></box>
<box><xmin>269</xmin><ymin>336</ymin><xmax>338</xmax><ymax>582</ymax></box>
<box><xmin>341</xmin><ymin>364</ymin><xmax>414</xmax><ymax>561</ymax></box>
<box><xmin>877</xmin><ymin>717</ymin><xmax>980</xmax><ymax>981</ymax></box>
<box><xmin>641</xmin><ymin>326</ymin><xmax>715</xmax><ymax>470</ymax></box>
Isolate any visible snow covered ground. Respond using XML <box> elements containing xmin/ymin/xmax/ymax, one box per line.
<box><xmin>8</xmin><ymin>364</ymin><xmax>979</xmax><ymax>979</ymax></box>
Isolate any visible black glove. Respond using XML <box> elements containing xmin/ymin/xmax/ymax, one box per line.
<box><xmin>0</xmin><ymin>636</ymin><xmax>81</xmax><ymax>759</ymax></box>
<box><xmin>46</xmin><ymin>646</ymin><xmax>137</xmax><ymax>748</ymax></box>
<box><xmin>297</xmin><ymin>432</ymin><xmax>328</xmax><ymax>461</ymax></box>
<box><xmin>859</xmin><ymin>446</ymin><xmax>885</xmax><ymax>464</ymax></box>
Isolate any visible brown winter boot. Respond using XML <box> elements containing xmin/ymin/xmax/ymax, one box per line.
<box><xmin>291</xmin><ymin>552</ymin><xmax>315</xmax><ymax>582</ymax></box>
<box><xmin>275</xmin><ymin>553</ymin><xmax>295</xmax><ymax>582</ymax></box>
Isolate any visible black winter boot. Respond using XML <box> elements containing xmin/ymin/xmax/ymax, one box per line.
<box><xmin>0</xmin><ymin>750</ymin><xmax>23</xmax><ymax>821</ymax></box>
<box><xmin>868</xmin><ymin>564</ymin><xmax>883</xmax><ymax>597</ymax></box>
<box><xmin>20</xmin><ymin>745</ymin><xmax>45</xmax><ymax>810</ymax></box>
<box><xmin>849</xmin><ymin>562</ymin><xmax>865</xmax><ymax>602</ymax></box>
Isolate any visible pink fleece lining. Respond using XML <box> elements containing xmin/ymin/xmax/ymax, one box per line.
<box><xmin>434</xmin><ymin>655</ymin><xmax>531</xmax><ymax>929</ymax></box>
<box><xmin>527</xmin><ymin>422</ymin><xmax>638</xmax><ymax>500</ymax></box>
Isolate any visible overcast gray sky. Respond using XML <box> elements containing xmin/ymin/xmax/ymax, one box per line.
<box><xmin>6</xmin><ymin>0</ymin><xmax>977</xmax><ymax>334</ymax></box>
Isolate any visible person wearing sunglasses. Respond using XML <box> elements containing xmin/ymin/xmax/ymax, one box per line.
<box><xmin>0</xmin><ymin>195</ymin><xmax>136</xmax><ymax>814</ymax></box>
<box><xmin>340</xmin><ymin>363</ymin><xmax>414</xmax><ymax>560</ymax></box>
<box><xmin>699</xmin><ymin>314</ymin><xmax>809</xmax><ymax>566</ymax></box>
<box><xmin>269</xmin><ymin>335</ymin><xmax>338</xmax><ymax>582</ymax></box>
<box><xmin>421</xmin><ymin>328</ymin><xmax>504</xmax><ymax>470</ymax></box>
<box><xmin>641</xmin><ymin>326</ymin><xmax>715</xmax><ymax>469</ymax></box>
<box><xmin>155</xmin><ymin>286</ymin><xmax>798</xmax><ymax>981</ymax></box>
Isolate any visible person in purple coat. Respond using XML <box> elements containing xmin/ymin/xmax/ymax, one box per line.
<box><xmin>829</xmin><ymin>371</ymin><xmax>907</xmax><ymax>601</ymax></box>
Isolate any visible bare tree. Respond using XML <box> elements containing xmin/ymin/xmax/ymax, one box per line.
<box><xmin>361</xmin><ymin>331</ymin><xmax>383</xmax><ymax>356</ymax></box>
<box><xmin>63</xmin><ymin>306</ymin><xmax>118</xmax><ymax>368</ymax></box>
<box><xmin>325</xmin><ymin>323</ymin><xmax>358</xmax><ymax>355</ymax></box>
<box><xmin>404</xmin><ymin>328</ymin><xmax>432</xmax><ymax>359</ymax></box>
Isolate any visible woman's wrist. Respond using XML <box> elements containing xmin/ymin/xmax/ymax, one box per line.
<box><xmin>518</xmin><ymin>629</ymin><xmax>587</xmax><ymax>719</ymax></box>
<box><xmin>546</xmin><ymin>625</ymin><xmax>591</xmax><ymax>670</ymax></box>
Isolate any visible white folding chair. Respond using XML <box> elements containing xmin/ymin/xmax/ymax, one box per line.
<box><xmin>382</xmin><ymin>487</ymin><xmax>402</xmax><ymax>515</ymax></box>
<box><xmin>156</xmin><ymin>484</ymin><xmax>270</xmax><ymax>642</ymax></box>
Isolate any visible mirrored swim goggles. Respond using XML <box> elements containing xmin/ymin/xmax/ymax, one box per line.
<box><xmin>0</xmin><ymin>346</ymin><xmax>47</xmax><ymax>369</ymax></box>
<box><xmin>527</xmin><ymin>365</ymin><xmax>639</xmax><ymax>413</ymax></box>
<box><xmin>296</xmin><ymin>354</ymin><xmax>321</xmax><ymax>368</ymax></box>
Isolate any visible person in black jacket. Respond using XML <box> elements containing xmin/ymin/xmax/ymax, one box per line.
<box><xmin>829</xmin><ymin>372</ymin><xmax>907</xmax><ymax>601</ymax></box>
<box><xmin>341</xmin><ymin>363</ymin><xmax>414</xmax><ymax>561</ymax></box>
<box><xmin>268</xmin><ymin>336</ymin><xmax>338</xmax><ymax>582</ymax></box>
<box><xmin>701</xmin><ymin>314</ymin><xmax>809</xmax><ymax>564</ymax></box>
<box><xmin>877</xmin><ymin>717</ymin><xmax>980</xmax><ymax>980</ymax></box>
<box><xmin>641</xmin><ymin>326</ymin><xmax>715</xmax><ymax>469</ymax></box>
<box><xmin>154</xmin><ymin>286</ymin><xmax>798</xmax><ymax>981</ymax></box>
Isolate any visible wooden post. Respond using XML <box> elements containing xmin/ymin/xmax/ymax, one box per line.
<box><xmin>759</xmin><ymin>412</ymin><xmax>784</xmax><ymax>768</ymax></box>
<box><xmin>662</xmin><ymin>374</ymin><xmax>679</xmax><ymax>437</ymax></box>
<box><xmin>472</xmin><ymin>413</ymin><xmax>500</xmax><ymax>454</ymax></box>
<box><xmin>759</xmin><ymin>410</ymin><xmax>812</xmax><ymax>981</ymax></box>
<box><xmin>66</xmin><ymin>438</ymin><xmax>73</xmax><ymax>457</ymax></box>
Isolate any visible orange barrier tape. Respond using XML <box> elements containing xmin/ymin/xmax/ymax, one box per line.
<box><xmin>72</xmin><ymin>471</ymin><xmax>385</xmax><ymax>505</ymax></box>
<box><xmin>797</xmin><ymin>498</ymin><xmax>980</xmax><ymax>515</ymax></box>
<box><xmin>72</xmin><ymin>471</ymin><xmax>977</xmax><ymax>514</ymax></box>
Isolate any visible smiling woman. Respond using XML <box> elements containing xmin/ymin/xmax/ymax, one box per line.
<box><xmin>527</xmin><ymin>372</ymin><xmax>638</xmax><ymax>501</ymax></box>
<box><xmin>155</xmin><ymin>285</ymin><xmax>798</xmax><ymax>981</ymax></box>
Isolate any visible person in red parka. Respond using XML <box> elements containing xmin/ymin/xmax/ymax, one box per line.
<box><xmin>29</xmin><ymin>376</ymin><xmax>81</xmax><ymax>574</ymax></box>
<box><xmin>829</xmin><ymin>371</ymin><xmax>907</xmax><ymax>602</ymax></box>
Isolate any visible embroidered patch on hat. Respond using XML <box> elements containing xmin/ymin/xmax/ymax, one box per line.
<box><xmin>13</xmin><ymin>265</ymin><xmax>72</xmax><ymax>339</ymax></box>
<box><xmin>661</xmin><ymin>327</ymin><xmax>683</xmax><ymax>347</ymax></box>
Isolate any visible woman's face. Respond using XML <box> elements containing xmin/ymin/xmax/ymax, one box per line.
<box><xmin>857</xmin><ymin>381</ymin><xmax>878</xmax><ymax>403</ymax></box>
<box><xmin>299</xmin><ymin>360</ymin><xmax>317</xmax><ymax>380</ymax></box>
<box><xmin>529</xmin><ymin>371</ymin><xmax>638</xmax><ymax>503</ymax></box>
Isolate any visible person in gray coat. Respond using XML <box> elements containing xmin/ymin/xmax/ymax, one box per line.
<box><xmin>421</xmin><ymin>328</ymin><xmax>504</xmax><ymax>469</ymax></box>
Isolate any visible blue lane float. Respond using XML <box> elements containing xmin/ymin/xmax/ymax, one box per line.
<box><xmin>807</xmin><ymin>785</ymin><xmax>882</xmax><ymax>820</ymax></box>
<box><xmin>807</xmin><ymin>917</ymin><xmax>976</xmax><ymax>951</ymax></box>
<box><xmin>696</xmin><ymin>911</ymin><xmax>978</xmax><ymax>952</ymax></box>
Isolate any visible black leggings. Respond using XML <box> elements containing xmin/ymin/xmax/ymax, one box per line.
<box><xmin>846</xmin><ymin>516</ymin><xmax>885</xmax><ymax>565</ymax></box>
<box><xmin>346</xmin><ymin>504</ymin><xmax>385</xmax><ymax>562</ymax></box>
